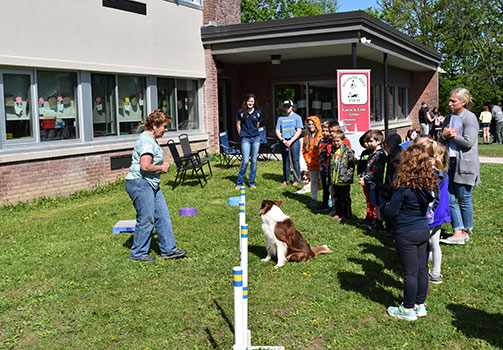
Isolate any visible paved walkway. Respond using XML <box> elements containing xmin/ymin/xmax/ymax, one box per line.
<box><xmin>479</xmin><ymin>156</ymin><xmax>503</xmax><ymax>164</ymax></box>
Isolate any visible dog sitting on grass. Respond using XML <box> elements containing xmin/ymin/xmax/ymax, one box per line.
<box><xmin>259</xmin><ymin>200</ymin><xmax>332</xmax><ymax>268</ymax></box>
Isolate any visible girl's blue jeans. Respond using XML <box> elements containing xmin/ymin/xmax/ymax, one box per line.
<box><xmin>448</xmin><ymin>158</ymin><xmax>474</xmax><ymax>232</ymax></box>
<box><xmin>125</xmin><ymin>178</ymin><xmax>177</xmax><ymax>258</ymax></box>
<box><xmin>237</xmin><ymin>135</ymin><xmax>261</xmax><ymax>186</ymax></box>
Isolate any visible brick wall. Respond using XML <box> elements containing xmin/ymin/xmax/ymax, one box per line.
<box><xmin>203</xmin><ymin>0</ymin><xmax>241</xmax><ymax>26</ymax></box>
<box><xmin>409</xmin><ymin>70</ymin><xmax>439</xmax><ymax>130</ymax></box>
<box><xmin>203</xmin><ymin>46</ymin><xmax>220</xmax><ymax>153</ymax></box>
<box><xmin>0</xmin><ymin>140</ymin><xmax>208</xmax><ymax>205</ymax></box>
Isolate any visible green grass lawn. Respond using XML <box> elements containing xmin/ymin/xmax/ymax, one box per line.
<box><xmin>1</xmin><ymin>160</ymin><xmax>502</xmax><ymax>349</ymax></box>
<box><xmin>478</xmin><ymin>137</ymin><xmax>503</xmax><ymax>157</ymax></box>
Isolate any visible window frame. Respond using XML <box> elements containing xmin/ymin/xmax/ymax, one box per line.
<box><xmin>0</xmin><ymin>69</ymin><xmax>37</xmax><ymax>146</ymax></box>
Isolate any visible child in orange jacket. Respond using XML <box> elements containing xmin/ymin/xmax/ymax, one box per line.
<box><xmin>302</xmin><ymin>116</ymin><xmax>322</xmax><ymax>207</ymax></box>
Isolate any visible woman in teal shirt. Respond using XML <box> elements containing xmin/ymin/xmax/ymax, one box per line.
<box><xmin>125</xmin><ymin>109</ymin><xmax>186</xmax><ymax>262</ymax></box>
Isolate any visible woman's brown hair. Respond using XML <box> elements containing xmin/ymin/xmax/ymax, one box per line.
<box><xmin>395</xmin><ymin>144</ymin><xmax>437</xmax><ymax>191</ymax></box>
<box><xmin>240</xmin><ymin>93</ymin><xmax>259</xmax><ymax>118</ymax></box>
<box><xmin>144</xmin><ymin>109</ymin><xmax>171</xmax><ymax>130</ymax></box>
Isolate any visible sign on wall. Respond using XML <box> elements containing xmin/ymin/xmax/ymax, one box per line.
<box><xmin>337</xmin><ymin>70</ymin><xmax>371</xmax><ymax>133</ymax></box>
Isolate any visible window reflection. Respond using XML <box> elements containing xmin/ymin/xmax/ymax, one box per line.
<box><xmin>3</xmin><ymin>74</ymin><xmax>32</xmax><ymax>140</ymax></box>
<box><xmin>118</xmin><ymin>75</ymin><xmax>146</xmax><ymax>135</ymax></box>
<box><xmin>92</xmin><ymin>74</ymin><xmax>117</xmax><ymax>137</ymax></box>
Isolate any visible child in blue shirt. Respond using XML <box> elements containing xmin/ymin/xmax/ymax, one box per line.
<box><xmin>275</xmin><ymin>99</ymin><xmax>304</xmax><ymax>186</ymax></box>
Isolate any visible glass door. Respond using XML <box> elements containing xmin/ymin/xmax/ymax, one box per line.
<box><xmin>1</xmin><ymin>71</ymin><xmax>34</xmax><ymax>142</ymax></box>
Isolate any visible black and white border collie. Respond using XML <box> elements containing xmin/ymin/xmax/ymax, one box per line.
<box><xmin>259</xmin><ymin>200</ymin><xmax>332</xmax><ymax>268</ymax></box>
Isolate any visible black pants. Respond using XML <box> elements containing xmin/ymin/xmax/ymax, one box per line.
<box><xmin>394</xmin><ymin>228</ymin><xmax>430</xmax><ymax>308</ymax></box>
<box><xmin>320</xmin><ymin>170</ymin><xmax>330</xmax><ymax>207</ymax></box>
<box><xmin>329</xmin><ymin>184</ymin><xmax>351</xmax><ymax>218</ymax></box>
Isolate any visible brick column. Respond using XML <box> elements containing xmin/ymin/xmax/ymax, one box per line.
<box><xmin>409</xmin><ymin>70</ymin><xmax>439</xmax><ymax>130</ymax></box>
<box><xmin>203</xmin><ymin>45</ymin><xmax>220</xmax><ymax>153</ymax></box>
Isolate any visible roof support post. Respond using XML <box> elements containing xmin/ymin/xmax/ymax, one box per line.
<box><xmin>352</xmin><ymin>43</ymin><xmax>357</xmax><ymax>69</ymax></box>
<box><xmin>383</xmin><ymin>52</ymin><xmax>389</xmax><ymax>137</ymax></box>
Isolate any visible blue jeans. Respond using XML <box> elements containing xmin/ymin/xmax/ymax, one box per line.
<box><xmin>125</xmin><ymin>178</ymin><xmax>177</xmax><ymax>258</ymax></box>
<box><xmin>394</xmin><ymin>229</ymin><xmax>430</xmax><ymax>309</ymax></box>
<box><xmin>448</xmin><ymin>158</ymin><xmax>474</xmax><ymax>232</ymax></box>
<box><xmin>237</xmin><ymin>135</ymin><xmax>261</xmax><ymax>186</ymax></box>
<box><xmin>279</xmin><ymin>139</ymin><xmax>301</xmax><ymax>183</ymax></box>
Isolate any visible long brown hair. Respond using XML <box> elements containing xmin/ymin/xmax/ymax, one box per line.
<box><xmin>395</xmin><ymin>144</ymin><xmax>437</xmax><ymax>191</ymax></box>
<box><xmin>240</xmin><ymin>93</ymin><xmax>259</xmax><ymax>118</ymax></box>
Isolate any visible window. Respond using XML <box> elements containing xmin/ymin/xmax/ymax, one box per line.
<box><xmin>275</xmin><ymin>83</ymin><xmax>307</xmax><ymax>121</ymax></box>
<box><xmin>157</xmin><ymin>78</ymin><xmax>176</xmax><ymax>131</ymax></box>
<box><xmin>117</xmin><ymin>75</ymin><xmax>146</xmax><ymax>135</ymax></box>
<box><xmin>370</xmin><ymin>84</ymin><xmax>383</xmax><ymax>122</ymax></box>
<box><xmin>176</xmin><ymin>79</ymin><xmax>199</xmax><ymax>130</ymax></box>
<box><xmin>308</xmin><ymin>81</ymin><xmax>337</xmax><ymax>122</ymax></box>
<box><xmin>37</xmin><ymin>71</ymin><xmax>78</xmax><ymax>141</ymax></box>
<box><xmin>92</xmin><ymin>74</ymin><xmax>117</xmax><ymax>137</ymax></box>
<box><xmin>397</xmin><ymin>87</ymin><xmax>408</xmax><ymax>120</ymax></box>
<box><xmin>2</xmin><ymin>73</ymin><xmax>32</xmax><ymax>141</ymax></box>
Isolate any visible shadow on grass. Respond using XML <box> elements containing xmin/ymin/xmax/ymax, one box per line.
<box><xmin>338</xmin><ymin>256</ymin><xmax>400</xmax><ymax>307</ymax></box>
<box><xmin>223</xmin><ymin>175</ymin><xmax>239</xmax><ymax>185</ymax></box>
<box><xmin>204</xmin><ymin>299</ymin><xmax>235</xmax><ymax>349</ymax></box>
<box><xmin>164</xmin><ymin>178</ymin><xmax>207</xmax><ymax>189</ymax></box>
<box><xmin>358</xmin><ymin>242</ymin><xmax>401</xmax><ymax>275</ymax></box>
<box><xmin>122</xmin><ymin>234</ymin><xmax>163</xmax><ymax>256</ymax></box>
<box><xmin>261</xmin><ymin>172</ymin><xmax>284</xmax><ymax>183</ymax></box>
<box><xmin>205</xmin><ymin>328</ymin><xmax>219</xmax><ymax>349</ymax></box>
<box><xmin>447</xmin><ymin>304</ymin><xmax>503</xmax><ymax>348</ymax></box>
<box><xmin>283</xmin><ymin>191</ymin><xmax>311</xmax><ymax>208</ymax></box>
<box><xmin>249</xmin><ymin>244</ymin><xmax>267</xmax><ymax>260</ymax></box>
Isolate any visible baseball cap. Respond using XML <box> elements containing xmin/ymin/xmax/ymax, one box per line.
<box><xmin>283</xmin><ymin>99</ymin><xmax>294</xmax><ymax>107</ymax></box>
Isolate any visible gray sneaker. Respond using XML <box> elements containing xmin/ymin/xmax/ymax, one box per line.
<box><xmin>161</xmin><ymin>248</ymin><xmax>187</xmax><ymax>259</ymax></box>
<box><xmin>429</xmin><ymin>273</ymin><xmax>443</xmax><ymax>284</ymax></box>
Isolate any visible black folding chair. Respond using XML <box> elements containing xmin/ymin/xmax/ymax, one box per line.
<box><xmin>258</xmin><ymin>126</ymin><xmax>280</xmax><ymax>161</ymax></box>
<box><xmin>166</xmin><ymin>139</ymin><xmax>208</xmax><ymax>189</ymax></box>
<box><xmin>219</xmin><ymin>131</ymin><xmax>241</xmax><ymax>167</ymax></box>
<box><xmin>178</xmin><ymin>133</ymin><xmax>213</xmax><ymax>178</ymax></box>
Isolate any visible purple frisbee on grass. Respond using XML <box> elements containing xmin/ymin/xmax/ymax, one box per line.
<box><xmin>179</xmin><ymin>207</ymin><xmax>198</xmax><ymax>216</ymax></box>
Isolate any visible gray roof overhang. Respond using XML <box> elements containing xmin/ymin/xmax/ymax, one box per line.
<box><xmin>201</xmin><ymin>11</ymin><xmax>442</xmax><ymax>72</ymax></box>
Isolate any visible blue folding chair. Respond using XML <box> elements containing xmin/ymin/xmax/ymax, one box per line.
<box><xmin>219</xmin><ymin>131</ymin><xmax>242</xmax><ymax>167</ymax></box>
<box><xmin>258</xmin><ymin>126</ymin><xmax>280</xmax><ymax>161</ymax></box>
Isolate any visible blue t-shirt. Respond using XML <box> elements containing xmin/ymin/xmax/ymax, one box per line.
<box><xmin>125</xmin><ymin>132</ymin><xmax>164</xmax><ymax>189</ymax></box>
<box><xmin>235</xmin><ymin>108</ymin><xmax>262</xmax><ymax>137</ymax></box>
<box><xmin>276</xmin><ymin>113</ymin><xmax>303</xmax><ymax>139</ymax></box>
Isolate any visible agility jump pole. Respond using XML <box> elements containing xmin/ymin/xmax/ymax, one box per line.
<box><xmin>233</xmin><ymin>187</ymin><xmax>284</xmax><ymax>350</ymax></box>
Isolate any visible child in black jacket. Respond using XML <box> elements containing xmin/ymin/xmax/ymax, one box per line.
<box><xmin>381</xmin><ymin>144</ymin><xmax>437</xmax><ymax>321</ymax></box>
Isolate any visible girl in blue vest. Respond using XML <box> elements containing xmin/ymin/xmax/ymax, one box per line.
<box><xmin>235</xmin><ymin>93</ymin><xmax>263</xmax><ymax>190</ymax></box>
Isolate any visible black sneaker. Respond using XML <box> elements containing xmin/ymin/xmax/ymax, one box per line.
<box><xmin>130</xmin><ymin>255</ymin><xmax>156</xmax><ymax>262</ymax></box>
<box><xmin>161</xmin><ymin>248</ymin><xmax>187</xmax><ymax>260</ymax></box>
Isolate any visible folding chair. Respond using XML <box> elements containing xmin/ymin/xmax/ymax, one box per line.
<box><xmin>166</xmin><ymin>139</ymin><xmax>208</xmax><ymax>189</ymax></box>
<box><xmin>219</xmin><ymin>131</ymin><xmax>242</xmax><ymax>167</ymax></box>
<box><xmin>258</xmin><ymin>126</ymin><xmax>280</xmax><ymax>161</ymax></box>
<box><xmin>178</xmin><ymin>133</ymin><xmax>213</xmax><ymax>178</ymax></box>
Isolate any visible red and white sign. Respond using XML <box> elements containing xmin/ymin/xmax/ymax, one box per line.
<box><xmin>337</xmin><ymin>70</ymin><xmax>371</xmax><ymax>133</ymax></box>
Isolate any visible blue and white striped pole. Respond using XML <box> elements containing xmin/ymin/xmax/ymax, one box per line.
<box><xmin>241</xmin><ymin>225</ymin><xmax>249</xmax><ymax>347</ymax></box>
<box><xmin>240</xmin><ymin>186</ymin><xmax>246</xmax><ymax>205</ymax></box>
<box><xmin>233</xmin><ymin>267</ymin><xmax>246</xmax><ymax>350</ymax></box>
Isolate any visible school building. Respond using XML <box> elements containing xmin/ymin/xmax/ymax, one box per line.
<box><xmin>0</xmin><ymin>0</ymin><xmax>441</xmax><ymax>205</ymax></box>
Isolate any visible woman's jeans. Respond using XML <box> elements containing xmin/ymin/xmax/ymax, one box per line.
<box><xmin>237</xmin><ymin>135</ymin><xmax>261</xmax><ymax>186</ymax></box>
<box><xmin>448</xmin><ymin>158</ymin><xmax>474</xmax><ymax>232</ymax></box>
<box><xmin>126</xmin><ymin>178</ymin><xmax>177</xmax><ymax>258</ymax></box>
<box><xmin>279</xmin><ymin>139</ymin><xmax>301</xmax><ymax>183</ymax></box>
<box><xmin>394</xmin><ymin>228</ymin><xmax>430</xmax><ymax>309</ymax></box>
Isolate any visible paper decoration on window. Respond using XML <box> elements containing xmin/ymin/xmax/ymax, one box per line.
<box><xmin>38</xmin><ymin>97</ymin><xmax>45</xmax><ymax>115</ymax></box>
<box><xmin>297</xmin><ymin>99</ymin><xmax>306</xmax><ymax>108</ymax></box>
<box><xmin>95</xmin><ymin>97</ymin><xmax>103</xmax><ymax>112</ymax></box>
<box><xmin>139</xmin><ymin>92</ymin><xmax>144</xmax><ymax>106</ymax></box>
<box><xmin>57</xmin><ymin>96</ymin><xmax>64</xmax><ymax>112</ymax></box>
<box><xmin>312</xmin><ymin>100</ymin><xmax>322</xmax><ymax>109</ymax></box>
<box><xmin>124</xmin><ymin>97</ymin><xmax>131</xmax><ymax>112</ymax></box>
<box><xmin>14</xmin><ymin>96</ymin><xmax>23</xmax><ymax>115</ymax></box>
<box><xmin>322</xmin><ymin>102</ymin><xmax>332</xmax><ymax>110</ymax></box>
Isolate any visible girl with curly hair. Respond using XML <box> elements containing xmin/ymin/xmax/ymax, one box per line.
<box><xmin>381</xmin><ymin>144</ymin><xmax>437</xmax><ymax>321</ymax></box>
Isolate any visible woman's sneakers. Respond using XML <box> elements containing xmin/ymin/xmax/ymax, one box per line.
<box><xmin>387</xmin><ymin>303</ymin><xmax>418</xmax><ymax>321</ymax></box>
<box><xmin>440</xmin><ymin>234</ymin><xmax>469</xmax><ymax>245</ymax></box>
